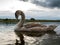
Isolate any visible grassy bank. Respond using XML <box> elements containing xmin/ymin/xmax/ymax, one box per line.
<box><xmin>0</xmin><ymin>19</ymin><xmax>60</xmax><ymax>23</ymax></box>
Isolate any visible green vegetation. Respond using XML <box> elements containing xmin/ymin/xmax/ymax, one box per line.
<box><xmin>30</xmin><ymin>18</ymin><xmax>35</xmax><ymax>21</ymax></box>
<box><xmin>0</xmin><ymin>18</ymin><xmax>60</xmax><ymax>24</ymax></box>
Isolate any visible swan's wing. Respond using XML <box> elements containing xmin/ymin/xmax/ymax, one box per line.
<box><xmin>28</xmin><ymin>27</ymin><xmax>47</xmax><ymax>32</ymax></box>
<box><xmin>24</xmin><ymin>22</ymin><xmax>47</xmax><ymax>28</ymax></box>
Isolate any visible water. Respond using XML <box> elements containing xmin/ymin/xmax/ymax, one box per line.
<box><xmin>0</xmin><ymin>22</ymin><xmax>60</xmax><ymax>45</ymax></box>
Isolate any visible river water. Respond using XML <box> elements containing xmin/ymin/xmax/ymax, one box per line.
<box><xmin>0</xmin><ymin>22</ymin><xmax>60</xmax><ymax>45</ymax></box>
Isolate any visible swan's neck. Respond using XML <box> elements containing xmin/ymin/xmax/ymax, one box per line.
<box><xmin>17</xmin><ymin>13</ymin><xmax>25</xmax><ymax>28</ymax></box>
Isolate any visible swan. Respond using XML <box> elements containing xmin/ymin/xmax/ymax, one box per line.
<box><xmin>14</xmin><ymin>10</ymin><xmax>57</xmax><ymax>45</ymax></box>
<box><xmin>14</xmin><ymin>10</ymin><xmax>57</xmax><ymax>37</ymax></box>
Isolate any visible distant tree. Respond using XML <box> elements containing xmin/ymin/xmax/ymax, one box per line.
<box><xmin>5</xmin><ymin>18</ymin><xmax>8</xmax><ymax>21</ymax></box>
<box><xmin>4</xmin><ymin>18</ymin><xmax>8</xmax><ymax>21</ymax></box>
<box><xmin>30</xmin><ymin>18</ymin><xmax>35</xmax><ymax>21</ymax></box>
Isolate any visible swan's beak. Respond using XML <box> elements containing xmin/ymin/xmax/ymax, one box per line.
<box><xmin>15</xmin><ymin>13</ymin><xmax>19</xmax><ymax>20</ymax></box>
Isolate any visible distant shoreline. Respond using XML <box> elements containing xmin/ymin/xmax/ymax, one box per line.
<box><xmin>0</xmin><ymin>19</ymin><xmax>60</xmax><ymax>23</ymax></box>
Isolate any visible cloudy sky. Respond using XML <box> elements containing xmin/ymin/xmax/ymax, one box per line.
<box><xmin>0</xmin><ymin>0</ymin><xmax>60</xmax><ymax>20</ymax></box>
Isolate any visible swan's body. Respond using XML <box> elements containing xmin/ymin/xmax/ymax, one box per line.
<box><xmin>14</xmin><ymin>10</ymin><xmax>57</xmax><ymax>37</ymax></box>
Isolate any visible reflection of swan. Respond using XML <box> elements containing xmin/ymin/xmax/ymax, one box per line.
<box><xmin>14</xmin><ymin>10</ymin><xmax>57</xmax><ymax>37</ymax></box>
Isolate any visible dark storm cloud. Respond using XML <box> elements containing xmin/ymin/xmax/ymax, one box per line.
<box><xmin>20</xmin><ymin>0</ymin><xmax>60</xmax><ymax>8</ymax></box>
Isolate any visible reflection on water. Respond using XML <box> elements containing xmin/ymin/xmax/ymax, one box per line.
<box><xmin>0</xmin><ymin>22</ymin><xmax>60</xmax><ymax>45</ymax></box>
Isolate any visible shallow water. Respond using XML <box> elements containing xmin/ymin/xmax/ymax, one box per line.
<box><xmin>0</xmin><ymin>22</ymin><xmax>60</xmax><ymax>45</ymax></box>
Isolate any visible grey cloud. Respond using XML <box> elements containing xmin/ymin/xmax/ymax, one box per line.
<box><xmin>20</xmin><ymin>0</ymin><xmax>60</xmax><ymax>8</ymax></box>
<box><xmin>19</xmin><ymin>0</ymin><xmax>28</xmax><ymax>2</ymax></box>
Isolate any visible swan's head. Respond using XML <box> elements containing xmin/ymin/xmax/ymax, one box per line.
<box><xmin>15</xmin><ymin>10</ymin><xmax>23</xmax><ymax>20</ymax></box>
